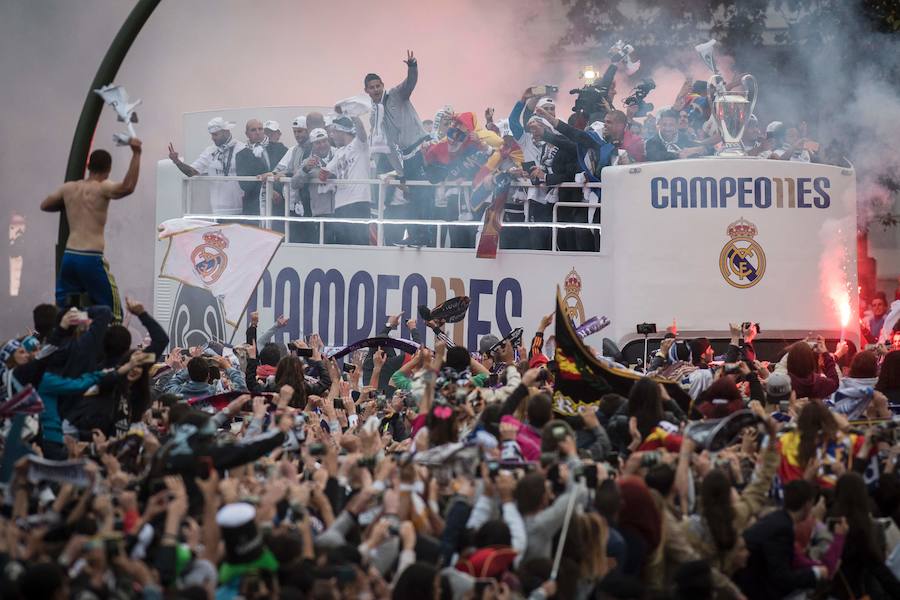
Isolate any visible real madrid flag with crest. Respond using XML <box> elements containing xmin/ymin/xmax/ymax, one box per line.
<box><xmin>552</xmin><ymin>287</ymin><xmax>690</xmax><ymax>416</ymax></box>
<box><xmin>159</xmin><ymin>221</ymin><xmax>283</xmax><ymax>326</ymax></box>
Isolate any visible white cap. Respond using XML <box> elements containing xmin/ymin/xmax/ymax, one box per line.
<box><xmin>216</xmin><ymin>502</ymin><xmax>255</xmax><ymax>527</ymax></box>
<box><xmin>292</xmin><ymin>115</ymin><xmax>307</xmax><ymax>129</ymax></box>
<box><xmin>766</xmin><ymin>120</ymin><xmax>784</xmax><ymax>133</ymax></box>
<box><xmin>207</xmin><ymin>117</ymin><xmax>236</xmax><ymax>134</ymax></box>
<box><xmin>536</xmin><ymin>97</ymin><xmax>555</xmax><ymax>109</ymax></box>
<box><xmin>263</xmin><ymin>120</ymin><xmax>280</xmax><ymax>132</ymax></box>
<box><xmin>309</xmin><ymin>128</ymin><xmax>329</xmax><ymax>142</ymax></box>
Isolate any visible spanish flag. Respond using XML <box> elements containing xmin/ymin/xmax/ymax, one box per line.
<box><xmin>776</xmin><ymin>429</ymin><xmax>865</xmax><ymax>489</ymax></box>
<box><xmin>638</xmin><ymin>424</ymin><xmax>684</xmax><ymax>452</ymax></box>
<box><xmin>552</xmin><ymin>288</ymin><xmax>690</xmax><ymax>416</ymax></box>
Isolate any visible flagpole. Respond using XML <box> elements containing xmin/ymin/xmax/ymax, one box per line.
<box><xmin>225</xmin><ymin>296</ymin><xmax>242</xmax><ymax>346</ymax></box>
<box><xmin>225</xmin><ymin>225</ymin><xmax>284</xmax><ymax>347</ymax></box>
<box><xmin>550</xmin><ymin>482</ymin><xmax>580</xmax><ymax>580</ymax></box>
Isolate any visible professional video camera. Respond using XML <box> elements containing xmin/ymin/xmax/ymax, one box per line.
<box><xmin>569</xmin><ymin>40</ymin><xmax>642</xmax><ymax>125</ymax></box>
<box><xmin>623</xmin><ymin>78</ymin><xmax>656</xmax><ymax>117</ymax></box>
<box><xmin>570</xmin><ymin>64</ymin><xmax>617</xmax><ymax>123</ymax></box>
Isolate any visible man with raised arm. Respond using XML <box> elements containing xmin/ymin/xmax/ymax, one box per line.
<box><xmin>167</xmin><ymin>117</ymin><xmax>246</xmax><ymax>216</ymax></box>
<box><xmin>41</xmin><ymin>138</ymin><xmax>142</xmax><ymax>321</ymax></box>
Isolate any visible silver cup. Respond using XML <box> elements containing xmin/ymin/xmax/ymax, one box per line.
<box><xmin>708</xmin><ymin>74</ymin><xmax>758</xmax><ymax>157</ymax></box>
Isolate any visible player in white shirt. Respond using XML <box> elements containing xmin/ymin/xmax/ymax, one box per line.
<box><xmin>167</xmin><ymin>117</ymin><xmax>246</xmax><ymax>215</ymax></box>
<box><xmin>319</xmin><ymin>115</ymin><xmax>370</xmax><ymax>245</ymax></box>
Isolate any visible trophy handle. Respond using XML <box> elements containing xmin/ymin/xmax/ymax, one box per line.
<box><xmin>741</xmin><ymin>74</ymin><xmax>758</xmax><ymax>118</ymax></box>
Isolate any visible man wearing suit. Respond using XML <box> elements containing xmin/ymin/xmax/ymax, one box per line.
<box><xmin>235</xmin><ymin>119</ymin><xmax>288</xmax><ymax>218</ymax></box>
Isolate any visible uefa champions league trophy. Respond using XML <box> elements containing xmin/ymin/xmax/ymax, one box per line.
<box><xmin>695</xmin><ymin>40</ymin><xmax>758</xmax><ymax>157</ymax></box>
<box><xmin>94</xmin><ymin>84</ymin><xmax>142</xmax><ymax>146</ymax></box>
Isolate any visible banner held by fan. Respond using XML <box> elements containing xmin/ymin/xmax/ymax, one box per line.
<box><xmin>326</xmin><ymin>336</ymin><xmax>421</xmax><ymax>361</ymax></box>
<box><xmin>552</xmin><ymin>287</ymin><xmax>689</xmax><ymax>416</ymax></box>
<box><xmin>419</xmin><ymin>296</ymin><xmax>471</xmax><ymax>324</ymax></box>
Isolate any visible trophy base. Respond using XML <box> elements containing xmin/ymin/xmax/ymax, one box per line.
<box><xmin>715</xmin><ymin>144</ymin><xmax>758</xmax><ymax>158</ymax></box>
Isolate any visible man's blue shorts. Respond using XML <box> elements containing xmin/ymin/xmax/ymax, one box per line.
<box><xmin>55</xmin><ymin>249</ymin><xmax>122</xmax><ymax>321</ymax></box>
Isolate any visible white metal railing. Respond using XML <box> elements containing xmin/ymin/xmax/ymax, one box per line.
<box><xmin>182</xmin><ymin>175</ymin><xmax>603</xmax><ymax>251</ymax></box>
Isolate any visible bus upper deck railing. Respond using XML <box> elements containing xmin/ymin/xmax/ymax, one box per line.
<box><xmin>181</xmin><ymin>175</ymin><xmax>604</xmax><ymax>251</ymax></box>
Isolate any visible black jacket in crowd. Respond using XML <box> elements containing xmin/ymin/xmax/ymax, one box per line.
<box><xmin>540</xmin><ymin>130</ymin><xmax>580</xmax><ymax>205</ymax></box>
<box><xmin>57</xmin><ymin>306</ymin><xmax>169</xmax><ymax>437</ymax></box>
<box><xmin>235</xmin><ymin>142</ymin><xmax>288</xmax><ymax>215</ymax></box>
<box><xmin>736</xmin><ymin>509</ymin><xmax>817</xmax><ymax>599</ymax></box>
<box><xmin>361</xmin><ymin>323</ymin><xmax>423</xmax><ymax>391</ymax></box>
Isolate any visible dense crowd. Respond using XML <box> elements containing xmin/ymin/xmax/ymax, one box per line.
<box><xmin>3</xmin><ymin>295</ymin><xmax>900</xmax><ymax>600</ymax></box>
<box><xmin>165</xmin><ymin>52</ymin><xmax>840</xmax><ymax>250</ymax></box>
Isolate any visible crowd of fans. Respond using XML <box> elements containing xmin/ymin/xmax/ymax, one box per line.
<box><xmin>165</xmin><ymin>52</ymin><xmax>838</xmax><ymax>250</ymax></box>
<box><xmin>2</xmin><ymin>296</ymin><xmax>900</xmax><ymax>600</ymax></box>
<box><xmin>9</xmin><ymin>45</ymin><xmax>900</xmax><ymax>600</ymax></box>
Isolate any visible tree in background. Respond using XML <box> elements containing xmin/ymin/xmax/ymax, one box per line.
<box><xmin>558</xmin><ymin>0</ymin><xmax>899</xmax><ymax>230</ymax></box>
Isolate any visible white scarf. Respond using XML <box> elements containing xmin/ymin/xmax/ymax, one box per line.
<box><xmin>369</xmin><ymin>93</ymin><xmax>390</xmax><ymax>154</ymax></box>
<box><xmin>248</xmin><ymin>135</ymin><xmax>270</xmax><ymax>159</ymax></box>
<box><xmin>213</xmin><ymin>136</ymin><xmax>238</xmax><ymax>175</ymax></box>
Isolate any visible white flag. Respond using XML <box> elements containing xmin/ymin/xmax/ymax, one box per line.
<box><xmin>159</xmin><ymin>224</ymin><xmax>283</xmax><ymax>325</ymax></box>
<box><xmin>157</xmin><ymin>217</ymin><xmax>217</xmax><ymax>239</ymax></box>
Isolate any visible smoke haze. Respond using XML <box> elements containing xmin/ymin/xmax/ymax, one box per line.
<box><xmin>0</xmin><ymin>0</ymin><xmax>570</xmax><ymax>338</ymax></box>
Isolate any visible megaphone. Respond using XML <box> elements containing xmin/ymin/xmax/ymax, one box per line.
<box><xmin>683</xmin><ymin>409</ymin><xmax>764</xmax><ymax>452</ymax></box>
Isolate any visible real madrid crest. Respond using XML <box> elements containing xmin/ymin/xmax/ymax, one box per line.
<box><xmin>191</xmin><ymin>230</ymin><xmax>230</xmax><ymax>285</ymax></box>
<box><xmin>719</xmin><ymin>217</ymin><xmax>765</xmax><ymax>289</ymax></box>
<box><xmin>562</xmin><ymin>267</ymin><xmax>586</xmax><ymax>323</ymax></box>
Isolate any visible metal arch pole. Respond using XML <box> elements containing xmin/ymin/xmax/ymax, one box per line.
<box><xmin>56</xmin><ymin>0</ymin><xmax>162</xmax><ymax>273</ymax></box>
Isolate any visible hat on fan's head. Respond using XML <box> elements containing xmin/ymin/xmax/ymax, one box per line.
<box><xmin>216</xmin><ymin>502</ymin><xmax>279</xmax><ymax>583</ymax></box>
<box><xmin>765</xmin><ymin>372</ymin><xmax>792</xmax><ymax>401</ymax></box>
<box><xmin>331</xmin><ymin>116</ymin><xmax>354</xmax><ymax>133</ymax></box>
<box><xmin>766</xmin><ymin>120</ymin><xmax>785</xmax><ymax>134</ymax></box>
<box><xmin>207</xmin><ymin>117</ymin><xmax>236</xmax><ymax>134</ymax></box>
<box><xmin>263</xmin><ymin>120</ymin><xmax>280</xmax><ymax>132</ymax></box>
<box><xmin>291</xmin><ymin>116</ymin><xmax>307</xmax><ymax>129</ymax></box>
<box><xmin>0</xmin><ymin>339</ymin><xmax>22</xmax><ymax>366</ymax></box>
<box><xmin>479</xmin><ymin>335</ymin><xmax>501</xmax><ymax>355</ymax></box>
<box><xmin>536</xmin><ymin>97</ymin><xmax>555</xmax><ymax>110</ymax></box>
<box><xmin>309</xmin><ymin>128</ymin><xmax>328</xmax><ymax>142</ymax></box>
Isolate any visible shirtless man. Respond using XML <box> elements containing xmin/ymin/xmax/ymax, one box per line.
<box><xmin>41</xmin><ymin>138</ymin><xmax>142</xmax><ymax>321</ymax></box>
